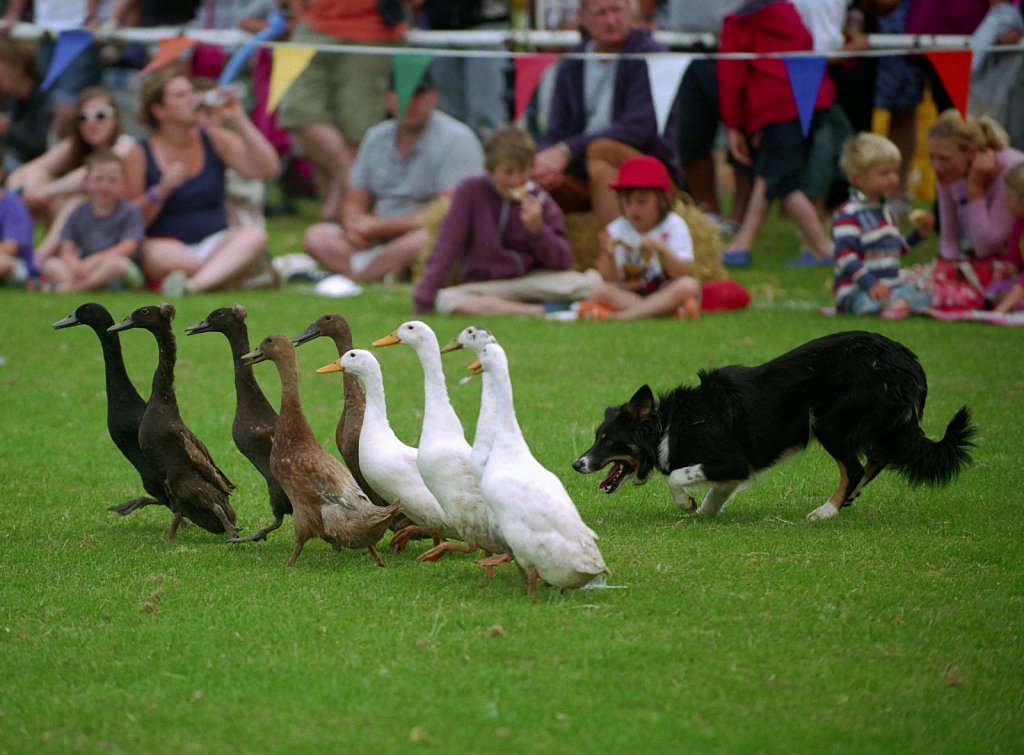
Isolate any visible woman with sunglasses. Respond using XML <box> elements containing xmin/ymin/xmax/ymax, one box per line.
<box><xmin>122</xmin><ymin>66</ymin><xmax>280</xmax><ymax>295</ymax></box>
<box><xmin>8</xmin><ymin>87</ymin><xmax>133</xmax><ymax>261</ymax></box>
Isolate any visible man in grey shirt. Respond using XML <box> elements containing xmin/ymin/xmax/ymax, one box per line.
<box><xmin>303</xmin><ymin>69</ymin><xmax>485</xmax><ymax>282</ymax></box>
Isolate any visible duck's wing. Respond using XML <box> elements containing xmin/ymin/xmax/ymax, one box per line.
<box><xmin>181</xmin><ymin>429</ymin><xmax>235</xmax><ymax>494</ymax></box>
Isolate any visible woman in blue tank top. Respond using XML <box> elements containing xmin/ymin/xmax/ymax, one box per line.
<box><xmin>123</xmin><ymin>66</ymin><xmax>280</xmax><ymax>294</ymax></box>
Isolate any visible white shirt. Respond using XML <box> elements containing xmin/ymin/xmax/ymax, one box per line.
<box><xmin>606</xmin><ymin>212</ymin><xmax>693</xmax><ymax>291</ymax></box>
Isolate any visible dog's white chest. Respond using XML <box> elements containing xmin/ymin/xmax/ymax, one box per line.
<box><xmin>658</xmin><ymin>435</ymin><xmax>671</xmax><ymax>473</ymax></box>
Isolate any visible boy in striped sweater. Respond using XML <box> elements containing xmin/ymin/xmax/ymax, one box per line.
<box><xmin>832</xmin><ymin>133</ymin><xmax>934</xmax><ymax>317</ymax></box>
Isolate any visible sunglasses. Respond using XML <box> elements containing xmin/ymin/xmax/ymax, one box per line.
<box><xmin>77</xmin><ymin>107</ymin><xmax>115</xmax><ymax>124</ymax></box>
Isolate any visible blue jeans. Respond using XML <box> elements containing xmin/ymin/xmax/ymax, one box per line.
<box><xmin>845</xmin><ymin>283</ymin><xmax>932</xmax><ymax>315</ymax></box>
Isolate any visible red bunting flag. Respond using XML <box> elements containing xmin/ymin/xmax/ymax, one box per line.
<box><xmin>925</xmin><ymin>50</ymin><xmax>973</xmax><ymax>118</ymax></box>
<box><xmin>513</xmin><ymin>54</ymin><xmax>558</xmax><ymax>124</ymax></box>
<box><xmin>138</xmin><ymin>36</ymin><xmax>199</xmax><ymax>76</ymax></box>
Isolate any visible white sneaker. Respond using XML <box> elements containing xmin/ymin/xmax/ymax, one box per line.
<box><xmin>313</xmin><ymin>274</ymin><xmax>362</xmax><ymax>298</ymax></box>
<box><xmin>161</xmin><ymin>270</ymin><xmax>189</xmax><ymax>298</ymax></box>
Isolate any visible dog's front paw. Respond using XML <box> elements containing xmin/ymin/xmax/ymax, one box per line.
<box><xmin>806</xmin><ymin>502</ymin><xmax>839</xmax><ymax>521</ymax></box>
<box><xmin>674</xmin><ymin>493</ymin><xmax>698</xmax><ymax>514</ymax></box>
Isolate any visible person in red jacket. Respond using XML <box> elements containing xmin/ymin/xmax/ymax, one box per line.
<box><xmin>717</xmin><ymin>0</ymin><xmax>835</xmax><ymax>267</ymax></box>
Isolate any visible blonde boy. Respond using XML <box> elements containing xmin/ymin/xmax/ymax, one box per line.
<box><xmin>832</xmin><ymin>133</ymin><xmax>933</xmax><ymax>318</ymax></box>
<box><xmin>43</xmin><ymin>150</ymin><xmax>145</xmax><ymax>292</ymax></box>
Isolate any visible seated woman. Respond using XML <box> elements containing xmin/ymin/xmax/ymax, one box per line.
<box><xmin>8</xmin><ymin>87</ymin><xmax>134</xmax><ymax>262</ymax></box>
<box><xmin>927</xmin><ymin>109</ymin><xmax>1024</xmax><ymax>310</ymax></box>
<box><xmin>122</xmin><ymin>65</ymin><xmax>280</xmax><ymax>295</ymax></box>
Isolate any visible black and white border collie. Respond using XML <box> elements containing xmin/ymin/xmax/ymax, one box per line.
<box><xmin>572</xmin><ymin>331</ymin><xmax>976</xmax><ymax>521</ymax></box>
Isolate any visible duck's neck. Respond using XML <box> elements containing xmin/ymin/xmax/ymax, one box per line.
<box><xmin>490</xmin><ymin>364</ymin><xmax>528</xmax><ymax>453</ymax></box>
<box><xmin>226</xmin><ymin>327</ymin><xmax>274</xmax><ymax>414</ymax></box>
<box><xmin>96</xmin><ymin>326</ymin><xmax>145</xmax><ymax>405</ymax></box>
<box><xmin>473</xmin><ymin>371</ymin><xmax>496</xmax><ymax>453</ymax></box>
<box><xmin>358</xmin><ymin>369</ymin><xmax>390</xmax><ymax>430</ymax></box>
<box><xmin>150</xmin><ymin>325</ymin><xmax>178</xmax><ymax>408</ymax></box>
<box><xmin>416</xmin><ymin>344</ymin><xmax>463</xmax><ymax>438</ymax></box>
<box><xmin>274</xmin><ymin>351</ymin><xmax>315</xmax><ymax>439</ymax></box>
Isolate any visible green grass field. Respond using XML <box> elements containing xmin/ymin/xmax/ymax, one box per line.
<box><xmin>2</xmin><ymin>200</ymin><xmax>1023</xmax><ymax>753</ymax></box>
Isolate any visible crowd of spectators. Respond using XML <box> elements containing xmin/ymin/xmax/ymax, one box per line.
<box><xmin>0</xmin><ymin>0</ymin><xmax>1022</xmax><ymax>319</ymax></box>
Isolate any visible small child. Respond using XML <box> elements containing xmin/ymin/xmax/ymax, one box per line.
<box><xmin>580</xmin><ymin>155</ymin><xmax>700</xmax><ymax>320</ymax></box>
<box><xmin>988</xmin><ymin>162</ymin><xmax>1024</xmax><ymax>313</ymax></box>
<box><xmin>832</xmin><ymin>133</ymin><xmax>934</xmax><ymax>318</ymax></box>
<box><xmin>43</xmin><ymin>150</ymin><xmax>145</xmax><ymax>292</ymax></box>
<box><xmin>0</xmin><ymin>150</ymin><xmax>37</xmax><ymax>287</ymax></box>
<box><xmin>414</xmin><ymin>126</ymin><xmax>598</xmax><ymax>315</ymax></box>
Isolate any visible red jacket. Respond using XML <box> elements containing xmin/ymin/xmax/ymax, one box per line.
<box><xmin>717</xmin><ymin>0</ymin><xmax>834</xmax><ymax>136</ymax></box>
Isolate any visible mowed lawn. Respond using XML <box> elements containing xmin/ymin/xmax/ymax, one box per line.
<box><xmin>1</xmin><ymin>201</ymin><xmax>1022</xmax><ymax>753</ymax></box>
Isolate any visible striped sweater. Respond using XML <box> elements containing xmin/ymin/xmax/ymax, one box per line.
<box><xmin>832</xmin><ymin>190</ymin><xmax>922</xmax><ymax>308</ymax></box>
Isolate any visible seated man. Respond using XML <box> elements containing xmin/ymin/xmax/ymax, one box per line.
<box><xmin>531</xmin><ymin>0</ymin><xmax>683</xmax><ymax>227</ymax></box>
<box><xmin>303</xmin><ymin>68</ymin><xmax>485</xmax><ymax>282</ymax></box>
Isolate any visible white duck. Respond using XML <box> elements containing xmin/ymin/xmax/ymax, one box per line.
<box><xmin>439</xmin><ymin>326</ymin><xmax>497</xmax><ymax>484</ymax></box>
<box><xmin>471</xmin><ymin>342</ymin><xmax>610</xmax><ymax>599</ymax></box>
<box><xmin>373</xmin><ymin>321</ymin><xmax>509</xmax><ymax>570</ymax></box>
<box><xmin>316</xmin><ymin>349</ymin><xmax>458</xmax><ymax>553</ymax></box>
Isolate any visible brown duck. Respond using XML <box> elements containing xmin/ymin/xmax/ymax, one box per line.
<box><xmin>109</xmin><ymin>303</ymin><xmax>238</xmax><ymax>539</ymax></box>
<box><xmin>185</xmin><ymin>305</ymin><xmax>293</xmax><ymax>542</ymax></box>
<box><xmin>242</xmin><ymin>333</ymin><xmax>400</xmax><ymax>566</ymax></box>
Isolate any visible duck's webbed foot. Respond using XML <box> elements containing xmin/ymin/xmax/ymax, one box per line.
<box><xmin>388</xmin><ymin>524</ymin><xmax>428</xmax><ymax>551</ymax></box>
<box><xmin>417</xmin><ymin>540</ymin><xmax>476</xmax><ymax>563</ymax></box>
<box><xmin>167</xmin><ymin>512</ymin><xmax>183</xmax><ymax>540</ymax></box>
<box><xmin>228</xmin><ymin>516</ymin><xmax>284</xmax><ymax>543</ymax></box>
<box><xmin>368</xmin><ymin>544</ymin><xmax>386</xmax><ymax>567</ymax></box>
<box><xmin>109</xmin><ymin>496</ymin><xmax>161</xmax><ymax>516</ymax></box>
<box><xmin>474</xmin><ymin>552</ymin><xmax>513</xmax><ymax>578</ymax></box>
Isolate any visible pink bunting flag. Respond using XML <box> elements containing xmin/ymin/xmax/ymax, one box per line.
<box><xmin>513</xmin><ymin>54</ymin><xmax>558</xmax><ymax>124</ymax></box>
<box><xmin>925</xmin><ymin>50</ymin><xmax>973</xmax><ymax>118</ymax></box>
<box><xmin>138</xmin><ymin>37</ymin><xmax>199</xmax><ymax>76</ymax></box>
<box><xmin>783</xmin><ymin>56</ymin><xmax>827</xmax><ymax>137</ymax></box>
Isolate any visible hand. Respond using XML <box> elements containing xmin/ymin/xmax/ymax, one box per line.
<box><xmin>908</xmin><ymin>208</ymin><xmax>935</xmax><ymax>236</ymax></box>
<box><xmin>158</xmin><ymin>162</ymin><xmax>187</xmax><ymax>196</ymax></box>
<box><xmin>519</xmin><ymin>193</ymin><xmax>542</xmax><ymax>234</ymax></box>
<box><xmin>532</xmin><ymin>145</ymin><xmax>569</xmax><ymax>190</ymax></box>
<box><xmin>869</xmin><ymin>281</ymin><xmax>891</xmax><ymax>302</ymax></box>
<box><xmin>598</xmin><ymin>228</ymin><xmax>614</xmax><ymax>259</ymax></box>
<box><xmin>967</xmin><ymin>149</ymin><xmax>1000</xmax><ymax>195</ymax></box>
<box><xmin>639</xmin><ymin>236</ymin><xmax>667</xmax><ymax>257</ymax></box>
<box><xmin>726</xmin><ymin>128</ymin><xmax>751</xmax><ymax>167</ymax></box>
<box><xmin>345</xmin><ymin>215</ymin><xmax>376</xmax><ymax>249</ymax></box>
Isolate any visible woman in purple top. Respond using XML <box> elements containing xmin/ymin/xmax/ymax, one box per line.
<box><xmin>123</xmin><ymin>66</ymin><xmax>280</xmax><ymax>295</ymax></box>
<box><xmin>927</xmin><ymin>109</ymin><xmax>1024</xmax><ymax>261</ymax></box>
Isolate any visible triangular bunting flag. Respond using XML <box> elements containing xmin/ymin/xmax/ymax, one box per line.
<box><xmin>925</xmin><ymin>50</ymin><xmax>973</xmax><ymax>118</ymax></box>
<box><xmin>513</xmin><ymin>54</ymin><xmax>558</xmax><ymax>124</ymax></box>
<box><xmin>646</xmin><ymin>54</ymin><xmax>693</xmax><ymax>135</ymax></box>
<box><xmin>267</xmin><ymin>45</ymin><xmax>316</xmax><ymax>111</ymax></box>
<box><xmin>41</xmin><ymin>30</ymin><xmax>94</xmax><ymax>91</ymax></box>
<box><xmin>218</xmin><ymin>10</ymin><xmax>288</xmax><ymax>85</ymax></box>
<box><xmin>783</xmin><ymin>56</ymin><xmax>827</xmax><ymax>136</ymax></box>
<box><xmin>393</xmin><ymin>54</ymin><xmax>434</xmax><ymax>121</ymax></box>
<box><xmin>138</xmin><ymin>36</ymin><xmax>199</xmax><ymax>76</ymax></box>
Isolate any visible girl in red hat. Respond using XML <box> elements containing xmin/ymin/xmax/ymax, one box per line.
<box><xmin>579</xmin><ymin>155</ymin><xmax>701</xmax><ymax>320</ymax></box>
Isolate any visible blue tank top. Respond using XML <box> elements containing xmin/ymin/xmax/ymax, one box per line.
<box><xmin>142</xmin><ymin>129</ymin><xmax>228</xmax><ymax>244</ymax></box>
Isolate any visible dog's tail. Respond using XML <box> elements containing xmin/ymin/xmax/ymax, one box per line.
<box><xmin>881</xmin><ymin>406</ymin><xmax>976</xmax><ymax>487</ymax></box>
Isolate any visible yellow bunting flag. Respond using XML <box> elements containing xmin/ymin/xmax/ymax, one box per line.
<box><xmin>267</xmin><ymin>46</ymin><xmax>317</xmax><ymax>112</ymax></box>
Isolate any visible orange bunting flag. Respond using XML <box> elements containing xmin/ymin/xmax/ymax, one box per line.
<box><xmin>925</xmin><ymin>50</ymin><xmax>973</xmax><ymax>118</ymax></box>
<box><xmin>138</xmin><ymin>36</ymin><xmax>199</xmax><ymax>76</ymax></box>
<box><xmin>513</xmin><ymin>54</ymin><xmax>558</xmax><ymax>124</ymax></box>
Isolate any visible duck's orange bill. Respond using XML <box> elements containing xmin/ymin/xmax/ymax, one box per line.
<box><xmin>316</xmin><ymin>360</ymin><xmax>343</xmax><ymax>374</ymax></box>
<box><xmin>372</xmin><ymin>332</ymin><xmax>400</xmax><ymax>347</ymax></box>
<box><xmin>467</xmin><ymin>360</ymin><xmax>483</xmax><ymax>376</ymax></box>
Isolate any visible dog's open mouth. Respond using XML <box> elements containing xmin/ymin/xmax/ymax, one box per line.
<box><xmin>598</xmin><ymin>461</ymin><xmax>633</xmax><ymax>494</ymax></box>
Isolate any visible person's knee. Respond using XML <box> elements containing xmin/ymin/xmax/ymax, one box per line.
<box><xmin>303</xmin><ymin>222</ymin><xmax>344</xmax><ymax>260</ymax></box>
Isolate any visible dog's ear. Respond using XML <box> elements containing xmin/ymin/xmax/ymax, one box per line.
<box><xmin>627</xmin><ymin>385</ymin><xmax>655</xmax><ymax>422</ymax></box>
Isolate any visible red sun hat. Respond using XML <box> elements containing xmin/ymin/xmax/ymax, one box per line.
<box><xmin>609</xmin><ymin>156</ymin><xmax>672</xmax><ymax>192</ymax></box>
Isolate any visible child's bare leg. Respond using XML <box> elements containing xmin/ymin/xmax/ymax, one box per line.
<box><xmin>781</xmin><ymin>190</ymin><xmax>832</xmax><ymax>258</ymax></box>
<box><xmin>725</xmin><ymin>176</ymin><xmax>768</xmax><ymax>252</ymax></box>
<box><xmin>607</xmin><ymin>277</ymin><xmax>700</xmax><ymax>321</ymax></box>
<box><xmin>189</xmin><ymin>226</ymin><xmax>267</xmax><ymax>292</ymax></box>
<box><xmin>349</xmin><ymin>228</ymin><xmax>429</xmax><ymax>283</ymax></box>
<box><xmin>453</xmin><ymin>296</ymin><xmax>546</xmax><ymax>316</ymax></box>
<box><xmin>69</xmin><ymin>256</ymin><xmax>129</xmax><ymax>292</ymax></box>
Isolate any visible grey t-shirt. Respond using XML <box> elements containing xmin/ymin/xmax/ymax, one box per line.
<box><xmin>350</xmin><ymin>109</ymin><xmax>485</xmax><ymax>220</ymax></box>
<box><xmin>62</xmin><ymin>199</ymin><xmax>145</xmax><ymax>259</ymax></box>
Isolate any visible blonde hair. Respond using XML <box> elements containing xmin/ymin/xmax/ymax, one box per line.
<box><xmin>484</xmin><ymin>126</ymin><xmax>536</xmax><ymax>171</ymax></box>
<box><xmin>1004</xmin><ymin>162</ymin><xmax>1024</xmax><ymax>197</ymax></box>
<box><xmin>927</xmin><ymin>108</ymin><xmax>1010</xmax><ymax>153</ymax></box>
<box><xmin>839</xmin><ymin>132</ymin><xmax>901</xmax><ymax>177</ymax></box>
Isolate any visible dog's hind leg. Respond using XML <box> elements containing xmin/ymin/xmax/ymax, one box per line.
<box><xmin>807</xmin><ymin>457</ymin><xmax>864</xmax><ymax>521</ymax></box>
<box><xmin>841</xmin><ymin>458</ymin><xmax>885</xmax><ymax>508</ymax></box>
<box><xmin>696</xmin><ymin>482</ymin><xmax>741</xmax><ymax>517</ymax></box>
